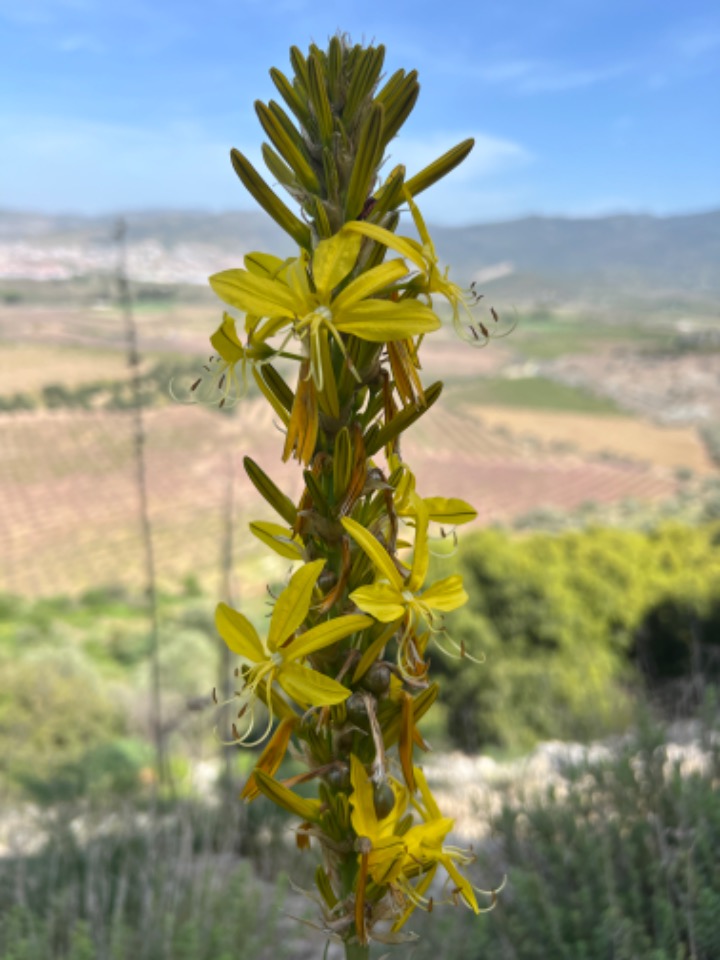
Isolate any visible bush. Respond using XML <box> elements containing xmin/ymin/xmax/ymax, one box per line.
<box><xmin>438</xmin><ymin>524</ymin><xmax>720</xmax><ymax>752</ymax></box>
<box><xmin>0</xmin><ymin>650</ymin><xmax>125</xmax><ymax>802</ymax></box>
<box><xmin>410</xmin><ymin>710</ymin><xmax>720</xmax><ymax>959</ymax></box>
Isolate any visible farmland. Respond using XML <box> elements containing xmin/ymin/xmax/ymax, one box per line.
<box><xmin>2</xmin><ymin>298</ymin><xmax>715</xmax><ymax>598</ymax></box>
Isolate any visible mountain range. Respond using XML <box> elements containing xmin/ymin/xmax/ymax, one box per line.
<box><xmin>1</xmin><ymin>207</ymin><xmax>718</xmax><ymax>304</ymax></box>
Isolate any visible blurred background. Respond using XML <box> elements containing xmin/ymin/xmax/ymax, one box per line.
<box><xmin>1</xmin><ymin>2</ymin><xmax>719</xmax><ymax>958</ymax></box>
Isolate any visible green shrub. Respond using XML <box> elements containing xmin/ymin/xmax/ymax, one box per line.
<box><xmin>0</xmin><ymin>650</ymin><xmax>125</xmax><ymax>802</ymax></box>
<box><xmin>410</xmin><ymin>711</ymin><xmax>720</xmax><ymax>959</ymax></box>
<box><xmin>438</xmin><ymin>524</ymin><xmax>720</xmax><ymax>752</ymax></box>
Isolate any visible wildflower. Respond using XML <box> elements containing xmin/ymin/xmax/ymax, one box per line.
<box><xmin>208</xmin><ymin>229</ymin><xmax>441</xmax><ymax>393</ymax></box>
<box><xmin>348</xmin><ymin>757</ymin><xmax>493</xmax><ymax>936</ymax></box>
<box><xmin>175</xmin><ymin>314</ymin><xmax>278</xmax><ymax>408</ymax></box>
<box><xmin>216</xmin><ymin>559</ymin><xmax>372</xmax><ymax>744</ymax></box>
<box><xmin>345</xmin><ymin>189</ymin><xmax>486</xmax><ymax>344</ymax></box>
<box><xmin>390</xmin><ymin>455</ymin><xmax>478</xmax><ymax>527</ymax></box>
<box><xmin>341</xmin><ymin>508</ymin><xmax>468</xmax><ymax>677</ymax></box>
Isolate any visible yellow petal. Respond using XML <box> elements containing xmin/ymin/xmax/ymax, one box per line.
<box><xmin>419</xmin><ymin>575</ymin><xmax>468</xmax><ymax>612</ymax></box>
<box><xmin>284</xmin><ymin>254</ymin><xmax>314</xmax><ymax>313</ymax></box>
<box><xmin>349</xmin><ymin>584</ymin><xmax>406</xmax><ymax>623</ymax></box>
<box><xmin>209</xmin><ymin>268</ymin><xmax>297</xmax><ymax>317</ymax></box>
<box><xmin>349</xmin><ymin>755</ymin><xmax>379</xmax><ymax>839</ymax></box>
<box><xmin>244</xmin><ymin>251</ymin><xmax>290</xmax><ymax>280</ymax></box>
<box><xmin>312</xmin><ymin>231</ymin><xmax>363</xmax><ymax>299</ymax></box>
<box><xmin>342</xmin><ymin>517</ymin><xmax>404</xmax><ymax>590</ymax></box>
<box><xmin>249</xmin><ymin>521</ymin><xmax>304</xmax><ymax>561</ymax></box>
<box><xmin>278</xmin><ymin>661</ymin><xmax>352</xmax><ymax>707</ymax></box>
<box><xmin>403</xmin><ymin>818</ymin><xmax>454</xmax><ymax>864</ymax></box>
<box><xmin>404</xmin><ymin>188</ymin><xmax>434</xmax><ymax>251</ymax></box>
<box><xmin>443</xmin><ymin>856</ymin><xmax>480</xmax><ymax>913</ymax></box>
<box><xmin>407</xmin><ymin>501</ymin><xmax>430</xmax><ymax>593</ymax></box>
<box><xmin>215</xmin><ymin>602</ymin><xmax>264</xmax><ymax>662</ymax></box>
<box><xmin>283</xmin><ymin>613</ymin><xmax>373</xmax><ymax>661</ymax></box>
<box><xmin>414</xmin><ymin>767</ymin><xmax>442</xmax><ymax>820</ymax></box>
<box><xmin>331</xmin><ymin>259</ymin><xmax>408</xmax><ymax>312</ymax></box>
<box><xmin>210</xmin><ymin>314</ymin><xmax>244</xmax><ymax>363</ymax></box>
<box><xmin>335</xmin><ymin>300</ymin><xmax>440</xmax><ymax>342</ymax></box>
<box><xmin>268</xmin><ymin>559</ymin><xmax>325</xmax><ymax>650</ymax></box>
<box><xmin>423</xmin><ymin>497</ymin><xmax>478</xmax><ymax>525</ymax></box>
<box><xmin>344</xmin><ymin>220</ymin><xmax>427</xmax><ymax>273</ymax></box>
<box><xmin>367</xmin><ymin>837</ymin><xmax>407</xmax><ymax>885</ymax></box>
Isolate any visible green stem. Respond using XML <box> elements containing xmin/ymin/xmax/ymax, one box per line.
<box><xmin>344</xmin><ymin>942</ymin><xmax>371</xmax><ymax>960</ymax></box>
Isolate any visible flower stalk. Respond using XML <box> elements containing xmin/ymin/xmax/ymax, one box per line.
<box><xmin>205</xmin><ymin>35</ymin><xmax>502</xmax><ymax>955</ymax></box>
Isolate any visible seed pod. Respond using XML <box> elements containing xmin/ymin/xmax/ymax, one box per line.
<box><xmin>362</xmin><ymin>662</ymin><xmax>391</xmax><ymax>696</ymax></box>
<box><xmin>373</xmin><ymin>780</ymin><xmax>396</xmax><ymax>819</ymax></box>
<box><xmin>324</xmin><ymin>762</ymin><xmax>351</xmax><ymax>792</ymax></box>
<box><xmin>345</xmin><ymin>692</ymin><xmax>370</xmax><ymax>726</ymax></box>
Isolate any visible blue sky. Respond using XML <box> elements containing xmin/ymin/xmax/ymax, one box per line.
<box><xmin>1</xmin><ymin>0</ymin><xmax>718</xmax><ymax>224</ymax></box>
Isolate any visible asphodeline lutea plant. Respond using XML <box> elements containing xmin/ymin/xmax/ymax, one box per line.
<box><xmin>206</xmin><ymin>36</ymin><xmax>505</xmax><ymax>958</ymax></box>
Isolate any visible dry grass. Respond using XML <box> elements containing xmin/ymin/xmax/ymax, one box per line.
<box><xmin>468</xmin><ymin>405</ymin><xmax>715</xmax><ymax>474</ymax></box>
<box><xmin>0</xmin><ymin>343</ymin><xmax>129</xmax><ymax>394</ymax></box>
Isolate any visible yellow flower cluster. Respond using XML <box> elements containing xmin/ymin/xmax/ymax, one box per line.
<box><xmin>204</xmin><ymin>36</ymin><xmax>503</xmax><ymax>956</ymax></box>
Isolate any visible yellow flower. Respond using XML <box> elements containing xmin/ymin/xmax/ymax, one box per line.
<box><xmin>208</xmin><ymin>229</ymin><xmax>441</xmax><ymax>391</ymax></box>
<box><xmin>341</xmin><ymin>509</ymin><xmax>468</xmax><ymax>676</ymax></box>
<box><xmin>216</xmin><ymin>559</ymin><xmax>372</xmax><ymax>745</ymax></box>
<box><xmin>344</xmin><ymin>189</ymin><xmax>480</xmax><ymax>343</ymax></box>
<box><xmin>349</xmin><ymin>755</ymin><xmax>408</xmax><ymax>886</ymax></box>
<box><xmin>348</xmin><ymin>758</ymin><xmax>492</xmax><ymax>934</ymax></box>
<box><xmin>390</xmin><ymin>455</ymin><xmax>478</xmax><ymax>527</ymax></box>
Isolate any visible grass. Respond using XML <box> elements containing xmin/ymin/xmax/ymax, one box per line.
<box><xmin>445</xmin><ymin>375</ymin><xmax>626</xmax><ymax>415</ymax></box>
<box><xmin>0</xmin><ymin>799</ymin><xmax>306</xmax><ymax>960</ymax></box>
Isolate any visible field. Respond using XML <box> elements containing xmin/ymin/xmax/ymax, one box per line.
<box><xmin>468</xmin><ymin>406</ymin><xmax>714</xmax><ymax>473</ymax></box>
<box><xmin>2</xmin><ymin>299</ymin><xmax>712</xmax><ymax>598</ymax></box>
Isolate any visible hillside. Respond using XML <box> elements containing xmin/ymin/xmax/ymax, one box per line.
<box><xmin>2</xmin><ymin>207</ymin><xmax>719</xmax><ymax>304</ymax></box>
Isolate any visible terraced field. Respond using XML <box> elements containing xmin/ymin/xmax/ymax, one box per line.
<box><xmin>0</xmin><ymin>399</ymin><xmax>681</xmax><ymax>598</ymax></box>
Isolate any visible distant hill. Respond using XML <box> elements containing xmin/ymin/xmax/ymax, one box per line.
<box><xmin>1</xmin><ymin>207</ymin><xmax>719</xmax><ymax>302</ymax></box>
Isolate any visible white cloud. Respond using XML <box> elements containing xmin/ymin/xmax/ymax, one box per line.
<box><xmin>431</xmin><ymin>53</ymin><xmax>631</xmax><ymax>94</ymax></box>
<box><xmin>394</xmin><ymin>131</ymin><xmax>530</xmax><ymax>182</ymax></box>
<box><xmin>385</xmin><ymin>131</ymin><xmax>532</xmax><ymax>225</ymax></box>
